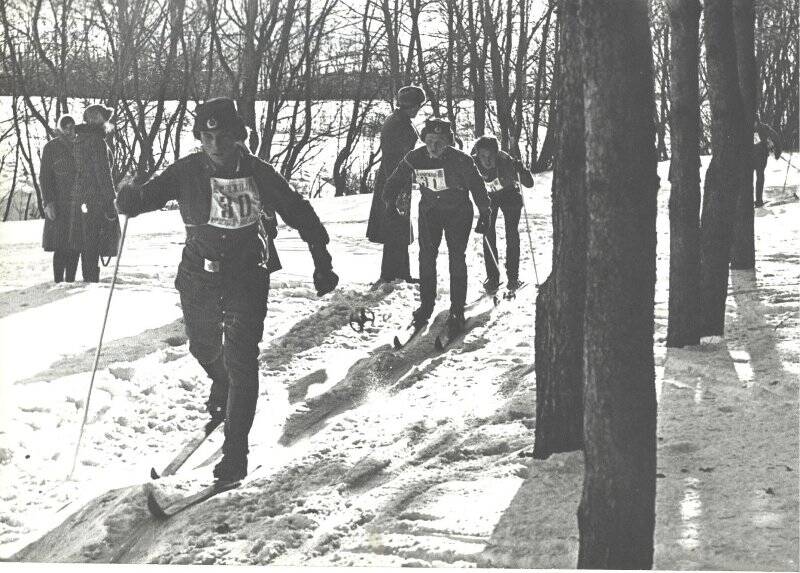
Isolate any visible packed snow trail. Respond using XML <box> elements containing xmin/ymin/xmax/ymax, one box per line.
<box><xmin>2</xmin><ymin>161</ymin><xmax>798</xmax><ymax>569</ymax></box>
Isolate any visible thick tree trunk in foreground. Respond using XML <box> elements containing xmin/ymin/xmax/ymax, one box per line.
<box><xmin>699</xmin><ymin>0</ymin><xmax>750</xmax><ymax>337</ymax></box>
<box><xmin>576</xmin><ymin>0</ymin><xmax>659</xmax><ymax>568</ymax></box>
<box><xmin>533</xmin><ymin>0</ymin><xmax>584</xmax><ymax>460</ymax></box>
<box><xmin>666</xmin><ymin>0</ymin><xmax>702</xmax><ymax>348</ymax></box>
<box><xmin>730</xmin><ymin>0</ymin><xmax>758</xmax><ymax>269</ymax></box>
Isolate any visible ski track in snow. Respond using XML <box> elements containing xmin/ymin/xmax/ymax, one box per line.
<box><xmin>0</xmin><ymin>158</ymin><xmax>797</xmax><ymax>569</ymax></box>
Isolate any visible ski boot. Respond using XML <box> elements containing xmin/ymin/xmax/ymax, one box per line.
<box><xmin>507</xmin><ymin>277</ymin><xmax>521</xmax><ymax>291</ymax></box>
<box><xmin>483</xmin><ymin>276</ymin><xmax>501</xmax><ymax>294</ymax></box>
<box><xmin>411</xmin><ymin>306</ymin><xmax>432</xmax><ymax>330</ymax></box>
<box><xmin>205</xmin><ymin>399</ymin><xmax>226</xmax><ymax>434</ymax></box>
<box><xmin>213</xmin><ymin>453</ymin><xmax>247</xmax><ymax>484</ymax></box>
<box><xmin>445</xmin><ymin>308</ymin><xmax>466</xmax><ymax>339</ymax></box>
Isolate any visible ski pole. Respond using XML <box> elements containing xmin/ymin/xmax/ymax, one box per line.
<box><xmin>482</xmin><ymin>233</ymin><xmax>502</xmax><ymax>279</ymax></box>
<box><xmin>779</xmin><ymin>153</ymin><xmax>798</xmax><ymax>172</ymax></box>
<box><xmin>781</xmin><ymin>152</ymin><xmax>794</xmax><ymax>196</ymax></box>
<box><xmin>518</xmin><ymin>177</ymin><xmax>540</xmax><ymax>287</ymax></box>
<box><xmin>69</xmin><ymin>215</ymin><xmax>129</xmax><ymax>479</ymax></box>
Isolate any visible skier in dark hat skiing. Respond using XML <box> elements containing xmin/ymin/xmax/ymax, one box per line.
<box><xmin>752</xmin><ymin>119</ymin><xmax>783</xmax><ymax>207</ymax></box>
<box><xmin>115</xmin><ymin>97</ymin><xmax>339</xmax><ymax>483</ymax></box>
<box><xmin>367</xmin><ymin>85</ymin><xmax>425</xmax><ymax>286</ymax></box>
<box><xmin>470</xmin><ymin>135</ymin><xmax>533</xmax><ymax>293</ymax></box>
<box><xmin>383</xmin><ymin>117</ymin><xmax>491</xmax><ymax>338</ymax></box>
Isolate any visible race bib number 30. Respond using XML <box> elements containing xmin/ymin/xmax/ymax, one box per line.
<box><xmin>208</xmin><ymin>176</ymin><xmax>262</xmax><ymax>229</ymax></box>
<box><xmin>414</xmin><ymin>169</ymin><xmax>447</xmax><ymax>192</ymax></box>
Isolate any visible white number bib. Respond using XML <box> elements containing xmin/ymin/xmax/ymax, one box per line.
<box><xmin>414</xmin><ymin>169</ymin><xmax>447</xmax><ymax>192</ymax></box>
<box><xmin>488</xmin><ymin>177</ymin><xmax>504</xmax><ymax>192</ymax></box>
<box><xmin>208</xmin><ymin>176</ymin><xmax>261</xmax><ymax>229</ymax></box>
<box><xmin>753</xmin><ymin>132</ymin><xmax>761</xmax><ymax>145</ymax></box>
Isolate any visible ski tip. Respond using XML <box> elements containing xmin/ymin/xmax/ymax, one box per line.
<box><xmin>393</xmin><ymin>336</ymin><xmax>402</xmax><ymax>350</ymax></box>
<box><xmin>150</xmin><ymin>467</ymin><xmax>160</xmax><ymax>480</ymax></box>
<box><xmin>144</xmin><ymin>485</ymin><xmax>168</xmax><ymax>520</ymax></box>
<box><xmin>434</xmin><ymin>336</ymin><xmax>444</xmax><ymax>351</ymax></box>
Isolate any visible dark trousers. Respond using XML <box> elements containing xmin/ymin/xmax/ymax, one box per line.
<box><xmin>53</xmin><ymin>249</ymin><xmax>80</xmax><ymax>283</ymax></box>
<box><xmin>177</xmin><ymin>260</ymin><xmax>269</xmax><ymax>462</ymax></box>
<box><xmin>418</xmin><ymin>199</ymin><xmax>473</xmax><ymax>315</ymax></box>
<box><xmin>380</xmin><ymin>213</ymin><xmax>411</xmax><ymax>281</ymax></box>
<box><xmin>754</xmin><ymin>147</ymin><xmax>768</xmax><ymax>205</ymax></box>
<box><xmin>81</xmin><ymin>249</ymin><xmax>100</xmax><ymax>282</ymax></box>
<box><xmin>483</xmin><ymin>191</ymin><xmax>522</xmax><ymax>283</ymax></box>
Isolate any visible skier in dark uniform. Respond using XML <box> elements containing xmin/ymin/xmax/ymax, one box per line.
<box><xmin>115</xmin><ymin>98</ymin><xmax>339</xmax><ymax>482</ymax></box>
<box><xmin>383</xmin><ymin>117</ymin><xmax>491</xmax><ymax>337</ymax></box>
<box><xmin>367</xmin><ymin>86</ymin><xmax>425</xmax><ymax>285</ymax></box>
<box><xmin>40</xmin><ymin>115</ymin><xmax>80</xmax><ymax>282</ymax></box>
<box><xmin>752</xmin><ymin>119</ymin><xmax>783</xmax><ymax>207</ymax></box>
<box><xmin>470</xmin><ymin>135</ymin><xmax>533</xmax><ymax>292</ymax></box>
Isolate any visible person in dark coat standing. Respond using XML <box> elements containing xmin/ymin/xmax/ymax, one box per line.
<box><xmin>367</xmin><ymin>86</ymin><xmax>425</xmax><ymax>285</ymax></box>
<box><xmin>384</xmin><ymin>118</ymin><xmax>491</xmax><ymax>338</ymax></box>
<box><xmin>470</xmin><ymin>135</ymin><xmax>533</xmax><ymax>292</ymax></box>
<box><xmin>40</xmin><ymin>115</ymin><xmax>80</xmax><ymax>282</ymax></box>
<box><xmin>68</xmin><ymin>104</ymin><xmax>121</xmax><ymax>282</ymax></box>
<box><xmin>753</xmin><ymin>119</ymin><xmax>783</xmax><ymax>207</ymax></box>
<box><xmin>115</xmin><ymin>98</ymin><xmax>339</xmax><ymax>483</ymax></box>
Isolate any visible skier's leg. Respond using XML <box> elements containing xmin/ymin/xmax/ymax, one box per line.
<box><xmin>65</xmin><ymin>250</ymin><xmax>79</xmax><ymax>282</ymax></box>
<box><xmin>755</xmin><ymin>166</ymin><xmax>765</xmax><ymax>206</ymax></box>
<box><xmin>417</xmin><ymin>204</ymin><xmax>443</xmax><ymax>319</ymax></box>
<box><xmin>53</xmin><ymin>250</ymin><xmax>66</xmax><ymax>283</ymax></box>
<box><xmin>503</xmin><ymin>196</ymin><xmax>522</xmax><ymax>285</ymax></box>
<box><xmin>178</xmin><ymin>275</ymin><xmax>226</xmax><ymax>422</ymax></box>
<box><xmin>81</xmin><ymin>248</ymin><xmax>100</xmax><ymax>282</ymax></box>
<box><xmin>483</xmin><ymin>199</ymin><xmax>500</xmax><ymax>284</ymax></box>
<box><xmin>445</xmin><ymin>201</ymin><xmax>474</xmax><ymax>313</ymax></box>
<box><xmin>216</xmin><ymin>268</ymin><xmax>269</xmax><ymax>481</ymax></box>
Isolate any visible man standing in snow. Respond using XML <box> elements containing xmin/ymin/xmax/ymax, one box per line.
<box><xmin>383</xmin><ymin>117</ymin><xmax>491</xmax><ymax>338</ymax></box>
<box><xmin>753</xmin><ymin>119</ymin><xmax>783</xmax><ymax>207</ymax></box>
<box><xmin>68</xmin><ymin>104</ymin><xmax>121</xmax><ymax>282</ymax></box>
<box><xmin>115</xmin><ymin>98</ymin><xmax>339</xmax><ymax>483</ymax></box>
<box><xmin>470</xmin><ymin>135</ymin><xmax>533</xmax><ymax>293</ymax></box>
<box><xmin>366</xmin><ymin>86</ymin><xmax>425</xmax><ymax>286</ymax></box>
<box><xmin>40</xmin><ymin>115</ymin><xmax>80</xmax><ymax>282</ymax></box>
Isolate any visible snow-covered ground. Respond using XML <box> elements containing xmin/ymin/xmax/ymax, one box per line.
<box><xmin>0</xmin><ymin>156</ymin><xmax>797</xmax><ymax>569</ymax></box>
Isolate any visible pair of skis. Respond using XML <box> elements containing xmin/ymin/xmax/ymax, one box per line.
<box><xmin>393</xmin><ymin>281</ymin><xmax>527</xmax><ymax>351</ymax></box>
<box><xmin>144</xmin><ymin>418</ymin><xmax>240</xmax><ymax>519</ymax></box>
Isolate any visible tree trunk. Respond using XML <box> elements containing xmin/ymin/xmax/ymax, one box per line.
<box><xmin>666</xmin><ymin>0</ymin><xmax>702</xmax><ymax>348</ymax></box>
<box><xmin>576</xmin><ymin>0</ymin><xmax>658</xmax><ymax>568</ymax></box>
<box><xmin>533</xmin><ymin>0</ymin><xmax>584</xmax><ymax>460</ymax></box>
<box><xmin>699</xmin><ymin>0</ymin><xmax>750</xmax><ymax>337</ymax></box>
<box><xmin>729</xmin><ymin>0</ymin><xmax>758</xmax><ymax>269</ymax></box>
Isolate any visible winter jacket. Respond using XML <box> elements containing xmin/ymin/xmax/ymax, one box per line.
<box><xmin>68</xmin><ymin>124</ymin><xmax>121</xmax><ymax>256</ymax></box>
<box><xmin>471</xmin><ymin>147</ymin><xmax>533</xmax><ymax>195</ymax></box>
<box><xmin>384</xmin><ymin>145</ymin><xmax>490</xmax><ymax>215</ymax></box>
<box><xmin>367</xmin><ymin>109</ymin><xmax>419</xmax><ymax>244</ymax></box>
<box><xmin>40</xmin><ymin>136</ymin><xmax>76</xmax><ymax>251</ymax></box>
<box><xmin>753</xmin><ymin>122</ymin><xmax>782</xmax><ymax>169</ymax></box>
<box><xmin>116</xmin><ymin>149</ymin><xmax>329</xmax><ymax>276</ymax></box>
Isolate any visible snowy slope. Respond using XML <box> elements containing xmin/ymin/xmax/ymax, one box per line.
<box><xmin>0</xmin><ymin>157</ymin><xmax>798</xmax><ymax>569</ymax></box>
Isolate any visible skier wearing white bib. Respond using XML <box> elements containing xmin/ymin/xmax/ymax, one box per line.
<box><xmin>383</xmin><ymin>118</ymin><xmax>491</xmax><ymax>337</ymax></box>
<box><xmin>471</xmin><ymin>135</ymin><xmax>533</xmax><ymax>292</ymax></box>
<box><xmin>115</xmin><ymin>98</ymin><xmax>339</xmax><ymax>482</ymax></box>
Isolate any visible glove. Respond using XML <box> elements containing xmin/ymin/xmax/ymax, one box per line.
<box><xmin>44</xmin><ymin>203</ymin><xmax>56</xmax><ymax>221</ymax></box>
<box><xmin>475</xmin><ymin>209</ymin><xmax>492</xmax><ymax>235</ymax></box>
<box><xmin>115</xmin><ymin>180</ymin><xmax>141</xmax><ymax>217</ymax></box>
<box><xmin>309</xmin><ymin>243</ymin><xmax>339</xmax><ymax>296</ymax></box>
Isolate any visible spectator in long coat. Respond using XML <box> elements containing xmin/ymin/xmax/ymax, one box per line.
<box><xmin>366</xmin><ymin>86</ymin><xmax>425</xmax><ymax>286</ymax></box>
<box><xmin>68</xmin><ymin>104</ymin><xmax>121</xmax><ymax>282</ymax></box>
<box><xmin>40</xmin><ymin>115</ymin><xmax>80</xmax><ymax>282</ymax></box>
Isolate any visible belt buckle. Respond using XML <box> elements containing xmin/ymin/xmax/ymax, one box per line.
<box><xmin>204</xmin><ymin>259</ymin><xmax>221</xmax><ymax>273</ymax></box>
